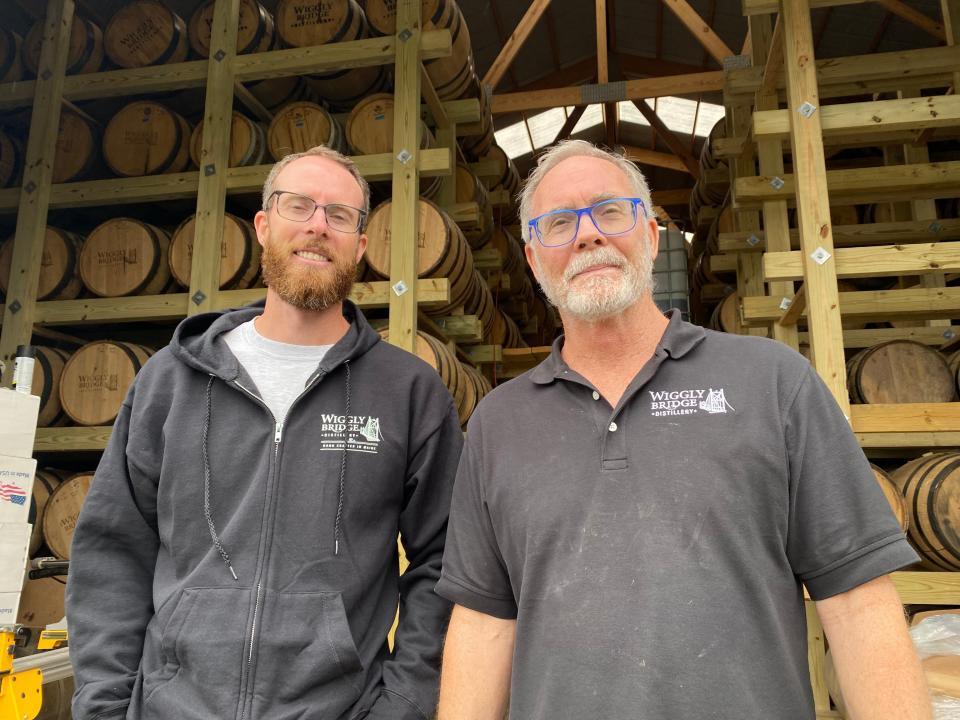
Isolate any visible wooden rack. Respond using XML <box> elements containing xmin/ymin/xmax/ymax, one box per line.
<box><xmin>0</xmin><ymin>0</ymin><xmax>493</xmax><ymax>451</ymax></box>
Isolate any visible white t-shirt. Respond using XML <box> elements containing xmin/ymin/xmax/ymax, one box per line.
<box><xmin>223</xmin><ymin>319</ymin><xmax>332</xmax><ymax>423</ymax></box>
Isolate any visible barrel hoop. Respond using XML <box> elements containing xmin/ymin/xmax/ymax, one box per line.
<box><xmin>69</xmin><ymin>17</ymin><xmax>96</xmax><ymax>74</ymax></box>
<box><xmin>225</xmin><ymin>214</ymin><xmax>252</xmax><ymax>289</ymax></box>
<box><xmin>906</xmin><ymin>456</ymin><xmax>956</xmax><ymax>570</ymax></box>
<box><xmin>429</xmin><ymin>0</ymin><xmax>448</xmax><ymax>26</ymax></box>
<box><xmin>129</xmin><ymin>222</ymin><xmax>163</xmax><ymax>296</ymax></box>
<box><xmin>327</xmin><ymin>0</ymin><xmax>358</xmax><ymax>45</ymax></box>
<box><xmin>0</xmin><ymin>29</ymin><xmax>17</xmax><ymax>78</ymax></box>
<box><xmin>43</xmin><ymin>230</ymin><xmax>79</xmax><ymax>301</ymax></box>
<box><xmin>35</xmin><ymin>348</ymin><xmax>54</xmax><ymax>413</ymax></box>
<box><xmin>241</xmin><ymin>1</ymin><xmax>270</xmax><ymax>55</ymax></box>
<box><xmin>924</xmin><ymin>455</ymin><xmax>960</xmax><ymax>568</ymax></box>
<box><xmin>152</xmin><ymin>11</ymin><xmax>185</xmax><ymax>67</ymax></box>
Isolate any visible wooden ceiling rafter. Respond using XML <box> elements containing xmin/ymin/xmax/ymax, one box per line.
<box><xmin>814</xmin><ymin>7</ymin><xmax>833</xmax><ymax>52</ymax></box>
<box><xmin>632</xmin><ymin>98</ymin><xmax>701</xmax><ymax>178</ymax></box>
<box><xmin>483</xmin><ymin>0</ymin><xmax>554</xmax><ymax>91</ymax></box>
<box><xmin>553</xmin><ymin>104</ymin><xmax>587</xmax><ymax>144</ymax></box>
<box><xmin>874</xmin><ymin>0</ymin><xmax>946</xmax><ymax>42</ymax></box>
<box><xmin>870</xmin><ymin>11</ymin><xmax>894</xmax><ymax>53</ymax></box>
<box><xmin>487</xmin><ymin>0</ymin><xmax>523</xmax><ymax>91</ymax></box>
<box><xmin>662</xmin><ymin>0</ymin><xmax>734</xmax><ymax>66</ymax></box>
<box><xmin>545</xmin><ymin>4</ymin><xmax>561</xmax><ymax>74</ymax></box>
<box><xmin>700</xmin><ymin>0</ymin><xmax>719</xmax><ymax>69</ymax></box>
<box><xmin>617</xmin><ymin>53</ymin><xmax>714</xmax><ymax>78</ymax></box>
<box><xmin>621</xmin><ymin>145</ymin><xmax>692</xmax><ymax>174</ymax></box>
<box><xmin>690</xmin><ymin>96</ymin><xmax>702</xmax><ymax>151</ymax></box>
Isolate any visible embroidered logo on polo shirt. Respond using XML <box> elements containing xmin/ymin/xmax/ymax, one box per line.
<box><xmin>319</xmin><ymin>413</ymin><xmax>383</xmax><ymax>453</ymax></box>
<box><xmin>648</xmin><ymin>388</ymin><xmax>735</xmax><ymax>417</ymax></box>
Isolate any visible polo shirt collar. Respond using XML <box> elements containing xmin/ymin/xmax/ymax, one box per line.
<box><xmin>529</xmin><ymin>309</ymin><xmax>706</xmax><ymax>385</ymax></box>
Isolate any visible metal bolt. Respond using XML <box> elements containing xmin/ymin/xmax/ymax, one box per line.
<box><xmin>392</xmin><ymin>281</ymin><xmax>408</xmax><ymax>296</ymax></box>
<box><xmin>798</xmin><ymin>101</ymin><xmax>817</xmax><ymax>118</ymax></box>
<box><xmin>770</xmin><ymin>176</ymin><xmax>785</xmax><ymax>190</ymax></box>
<box><xmin>191</xmin><ymin>291</ymin><xmax>207</xmax><ymax>305</ymax></box>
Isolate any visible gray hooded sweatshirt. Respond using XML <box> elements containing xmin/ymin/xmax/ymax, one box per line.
<box><xmin>66</xmin><ymin>301</ymin><xmax>462</xmax><ymax>720</ymax></box>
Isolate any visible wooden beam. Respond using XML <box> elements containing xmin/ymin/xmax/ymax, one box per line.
<box><xmin>799</xmin><ymin>326</ymin><xmax>958</xmax><ymax>348</ymax></box>
<box><xmin>617</xmin><ymin>53</ymin><xmax>709</xmax><ymax>78</ymax></box>
<box><xmin>734</xmin><ymin>160</ymin><xmax>960</xmax><ymax>207</ymax></box>
<box><xmin>621</xmin><ymin>145</ymin><xmax>692</xmax><ymax>173</ymax></box>
<box><xmin>387</xmin><ymin>0</ymin><xmax>422</xmax><ymax>354</ymax></box>
<box><xmin>663</xmin><ymin>0</ymin><xmax>735</xmax><ymax>65</ymax></box>
<box><xmin>765</xmin><ymin>242</ymin><xmax>960</xmax><ymax>281</ymax></box>
<box><xmin>875</xmin><ymin>0</ymin><xmax>946</xmax><ymax>41</ymax></box>
<box><xmin>753</xmin><ymin>94</ymin><xmax>960</xmax><ymax>140</ymax></box>
<box><xmin>551</xmin><ymin>105</ymin><xmax>586</xmax><ymax>144</ymax></box>
<box><xmin>632</xmin><ymin>100</ymin><xmax>701</xmax><ymax>178</ymax></box>
<box><xmin>743</xmin><ymin>286</ymin><xmax>960</xmax><ymax>323</ymax></box>
<box><xmin>944</xmin><ymin>1</ymin><xmax>960</xmax><ymax>99</ymax></box>
<box><xmin>188</xmin><ymin>0</ymin><xmax>240</xmax><ymax>317</ymax></box>
<box><xmin>781</xmin><ymin>0</ymin><xmax>849</xmax><ymax>413</ymax></box>
<box><xmin>482</xmin><ymin>0</ymin><xmax>552</xmax><ymax>90</ymax></box>
<box><xmin>741</xmin><ymin>28</ymin><xmax>752</xmax><ymax>55</ymax></box>
<box><xmin>725</xmin><ymin>44</ymin><xmax>960</xmax><ymax>98</ymax></box>
<box><xmin>851</xmin><ymin>403</ymin><xmax>960</xmax><ymax>433</ymax></box>
<box><xmin>0</xmin><ymin>0</ymin><xmax>73</xmax><ymax>385</ymax></box>
<box><xmin>651</xmin><ymin>187</ymin><xmax>694</xmax><ymax>205</ymax></box>
<box><xmin>718</xmin><ymin>218</ymin><xmax>960</xmax><ymax>252</ymax></box>
<box><xmin>760</xmin><ymin>14</ymin><xmax>783</xmax><ymax>97</ymax></box>
<box><xmin>744</xmin><ymin>0</ymin><xmax>866</xmax><ymax>14</ymax></box>
<box><xmin>492</xmin><ymin>71</ymin><xmax>725</xmax><ymax>114</ymax></box>
<box><xmin>596</xmin><ymin>0</ymin><xmax>616</xmax><ymax>145</ymax></box>
<box><xmin>779</xmin><ymin>284</ymin><xmax>807</xmax><ymax>326</ymax></box>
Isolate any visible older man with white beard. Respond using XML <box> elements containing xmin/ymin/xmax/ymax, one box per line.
<box><xmin>434</xmin><ymin>140</ymin><xmax>931</xmax><ymax>720</ymax></box>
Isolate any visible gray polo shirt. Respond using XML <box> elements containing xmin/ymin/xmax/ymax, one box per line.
<box><xmin>436</xmin><ymin>310</ymin><xmax>918</xmax><ymax>720</ymax></box>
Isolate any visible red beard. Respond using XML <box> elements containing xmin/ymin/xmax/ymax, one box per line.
<box><xmin>260</xmin><ymin>239</ymin><xmax>358</xmax><ymax>312</ymax></box>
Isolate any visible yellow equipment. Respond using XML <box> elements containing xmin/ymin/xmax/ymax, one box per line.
<box><xmin>0</xmin><ymin>629</ymin><xmax>42</xmax><ymax>720</ymax></box>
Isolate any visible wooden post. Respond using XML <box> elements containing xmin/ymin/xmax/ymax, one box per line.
<box><xmin>387</xmin><ymin>0</ymin><xmax>423</xmax><ymax>353</ymax></box>
<box><xmin>188</xmin><ymin>0</ymin><xmax>240</xmax><ymax>316</ymax></box>
<box><xmin>752</xmin><ymin>14</ymin><xmax>799</xmax><ymax>350</ymax></box>
<box><xmin>0</xmin><ymin>0</ymin><xmax>74</xmax><ymax>385</ymax></box>
<box><xmin>781</xmin><ymin>0</ymin><xmax>849</xmax><ymax>414</ymax></box>
<box><xmin>805</xmin><ymin>600</ymin><xmax>831</xmax><ymax>712</ymax></box>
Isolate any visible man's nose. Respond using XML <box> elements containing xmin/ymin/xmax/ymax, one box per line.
<box><xmin>575</xmin><ymin>212</ymin><xmax>608</xmax><ymax>250</ymax></box>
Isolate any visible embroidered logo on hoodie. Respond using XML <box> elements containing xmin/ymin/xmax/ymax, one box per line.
<box><xmin>320</xmin><ymin>414</ymin><xmax>382</xmax><ymax>453</ymax></box>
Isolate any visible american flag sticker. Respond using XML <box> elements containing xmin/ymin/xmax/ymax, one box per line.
<box><xmin>0</xmin><ymin>484</ymin><xmax>27</xmax><ymax>506</ymax></box>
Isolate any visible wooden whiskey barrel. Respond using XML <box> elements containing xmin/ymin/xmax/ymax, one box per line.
<box><xmin>830</xmin><ymin>204</ymin><xmax>860</xmax><ymax>226</ymax></box>
<box><xmin>103</xmin><ymin>101</ymin><xmax>192</xmax><ymax>177</ymax></box>
<box><xmin>0</xmin><ymin>129</ymin><xmax>23</xmax><ymax>188</ymax></box>
<box><xmin>169</xmin><ymin>212</ymin><xmax>262</xmax><ymax>290</ymax></box>
<box><xmin>492</xmin><ymin>309</ymin><xmax>526</xmax><ymax>349</ymax></box>
<box><xmin>0</xmin><ymin>29</ymin><xmax>23</xmax><ymax>83</ymax></box>
<box><xmin>17</xmin><ymin>577</ymin><xmax>66</xmax><ymax>629</ymax></box>
<box><xmin>847</xmin><ymin>340</ymin><xmax>956</xmax><ymax>404</ymax></box>
<box><xmin>0</xmin><ymin>227</ymin><xmax>84</xmax><ymax>301</ymax></box>
<box><xmin>267</xmin><ymin>101</ymin><xmax>345</xmax><ymax>161</ymax></box>
<box><xmin>459</xmin><ymin>362</ymin><xmax>491</xmax><ymax>427</ymax></box>
<box><xmin>28</xmin><ymin>468</ymin><xmax>67</xmax><ymax>556</ymax></box>
<box><xmin>245</xmin><ymin>75</ymin><xmax>319</xmax><ymax>112</ymax></box>
<box><xmin>477</xmin><ymin>144</ymin><xmax>520</xmax><ymax>196</ymax></box>
<box><xmin>190</xmin><ymin>111</ymin><xmax>267</xmax><ymax>168</ymax></box>
<box><xmin>870</xmin><ymin>464</ymin><xmax>909</xmax><ymax>532</ymax></box>
<box><xmin>42</xmin><ymin>472</ymin><xmax>95</xmax><ymax>559</ymax></box>
<box><xmin>79</xmin><ymin>218</ymin><xmax>173</xmax><ymax>297</ymax></box>
<box><xmin>891</xmin><ymin>453</ymin><xmax>960</xmax><ymax>571</ymax></box>
<box><xmin>60</xmin><ymin>341</ymin><xmax>154</xmax><ymax>427</ymax></box>
<box><xmin>31</xmin><ymin>347</ymin><xmax>71</xmax><ymax>428</ymax></box>
<box><xmin>455</xmin><ymin>163</ymin><xmax>494</xmax><ymax>249</ymax></box>
<box><xmin>365</xmin><ymin>198</ymin><xmax>474</xmax><ymax>313</ymax></box>
<box><xmin>707</xmin><ymin>292</ymin><xmax>740</xmax><ymax>334</ymax></box>
<box><xmin>460</xmin><ymin>86</ymin><xmax>495</xmax><ymax>160</ymax></box>
<box><xmin>23</xmin><ymin>15</ymin><xmax>102</xmax><ymax>76</ymax></box>
<box><xmin>53</xmin><ymin>108</ymin><xmax>100</xmax><ymax>184</ymax></box>
<box><xmin>364</xmin><ymin>0</ymin><xmax>475</xmax><ymax>100</ymax></box>
<box><xmin>459</xmin><ymin>268</ymin><xmax>496</xmax><ymax>340</ymax></box>
<box><xmin>188</xmin><ymin>0</ymin><xmax>276</xmax><ymax>57</ymax></box>
<box><xmin>378</xmin><ymin>328</ymin><xmax>470</xmax><ymax>422</ymax></box>
<box><xmin>104</xmin><ymin>1</ymin><xmax>189</xmax><ymax>69</ymax></box>
<box><xmin>480</xmin><ymin>226</ymin><xmax>524</xmax><ymax>296</ymax></box>
<box><xmin>345</xmin><ymin>94</ymin><xmax>440</xmax><ymax>196</ymax></box>
<box><xmin>275</xmin><ymin>0</ymin><xmax>390</xmax><ymax>110</ymax></box>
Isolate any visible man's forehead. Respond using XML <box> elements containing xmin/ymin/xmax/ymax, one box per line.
<box><xmin>275</xmin><ymin>157</ymin><xmax>361</xmax><ymax>195</ymax></box>
<box><xmin>533</xmin><ymin>157</ymin><xmax>632</xmax><ymax>210</ymax></box>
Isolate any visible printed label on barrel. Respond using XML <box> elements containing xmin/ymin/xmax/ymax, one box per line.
<box><xmin>97</xmin><ymin>248</ymin><xmax>138</xmax><ymax>265</ymax></box>
<box><xmin>77</xmin><ymin>373</ymin><xmax>120</xmax><ymax>392</ymax></box>
<box><xmin>120</xmin><ymin>17</ymin><xmax>161</xmax><ymax>53</ymax></box>
<box><xmin>291</xmin><ymin>3</ymin><xmax>334</xmax><ymax>28</ymax></box>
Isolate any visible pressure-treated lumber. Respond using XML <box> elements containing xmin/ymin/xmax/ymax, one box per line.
<box><xmin>781</xmin><ymin>0</ymin><xmax>849</xmax><ymax>410</ymax></box>
<box><xmin>851</xmin><ymin>403</ymin><xmax>960</xmax><ymax>433</ymax></box>
<box><xmin>632</xmin><ymin>101</ymin><xmax>700</xmax><ymax>178</ymax></box>
<box><xmin>799</xmin><ymin>327</ymin><xmax>958</xmax><ymax>348</ymax></box>
<box><xmin>764</xmin><ymin>242</ymin><xmax>960</xmax><ymax>281</ymax></box>
<box><xmin>188</xmin><ymin>0</ymin><xmax>240</xmax><ymax>317</ymax></box>
<box><xmin>0</xmin><ymin>31</ymin><xmax>455</xmax><ymax>110</ymax></box>
<box><xmin>664</xmin><ymin>0</ymin><xmax>735</xmax><ymax>64</ymax></box>
<box><xmin>875</xmin><ymin>0</ymin><xmax>945</xmax><ymax>42</ymax></box>
<box><xmin>743</xmin><ymin>286</ymin><xmax>960</xmax><ymax>323</ymax></box>
<box><xmin>718</xmin><ymin>219</ymin><xmax>960</xmax><ymax>252</ymax></box>
<box><xmin>491</xmin><ymin>71</ymin><xmax>724</xmax><ymax>114</ymax></box>
<box><xmin>482</xmin><ymin>0</ymin><xmax>551</xmax><ymax>90</ymax></box>
<box><xmin>734</xmin><ymin>161</ymin><xmax>960</xmax><ymax>208</ymax></box>
<box><xmin>743</xmin><ymin>0</ymin><xmax>865</xmax><ymax>14</ymax></box>
<box><xmin>753</xmin><ymin>95</ymin><xmax>960</xmax><ymax>140</ymax></box>
<box><xmin>387</xmin><ymin>0</ymin><xmax>422</xmax><ymax>353</ymax></box>
<box><xmin>622</xmin><ymin>146</ymin><xmax>693</xmax><ymax>173</ymax></box>
<box><xmin>0</xmin><ymin>0</ymin><xmax>74</xmax><ymax>385</ymax></box>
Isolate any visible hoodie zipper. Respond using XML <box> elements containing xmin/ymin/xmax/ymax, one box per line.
<box><xmin>231</xmin><ymin>372</ymin><xmax>326</xmax><ymax>720</ymax></box>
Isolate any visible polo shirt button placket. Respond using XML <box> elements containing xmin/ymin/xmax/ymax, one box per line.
<box><xmin>592</xmin><ymin>391</ymin><xmax>600</xmax><ymax>401</ymax></box>
<box><xmin>608</xmin><ymin>422</ymin><xmax>617</xmax><ymax>432</ymax></box>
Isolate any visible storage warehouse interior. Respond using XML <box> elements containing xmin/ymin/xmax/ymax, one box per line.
<box><xmin>1</xmin><ymin>0</ymin><xmax>960</xmax><ymax>716</ymax></box>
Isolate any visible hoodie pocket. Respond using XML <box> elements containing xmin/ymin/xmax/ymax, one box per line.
<box><xmin>141</xmin><ymin>587</ymin><xmax>249</xmax><ymax>719</ymax></box>
<box><xmin>250</xmin><ymin>590</ymin><xmax>364</xmax><ymax>718</ymax></box>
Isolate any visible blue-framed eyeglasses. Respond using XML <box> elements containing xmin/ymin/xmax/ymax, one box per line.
<box><xmin>528</xmin><ymin>197</ymin><xmax>647</xmax><ymax>248</ymax></box>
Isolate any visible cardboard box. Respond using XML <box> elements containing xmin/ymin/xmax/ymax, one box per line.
<box><xmin>0</xmin><ymin>591</ymin><xmax>21</xmax><ymax>625</ymax></box>
<box><xmin>0</xmin><ymin>389</ymin><xmax>40</xmax><ymax>459</ymax></box>
<box><xmin>0</xmin><ymin>455</ymin><xmax>35</xmax><ymax>525</ymax></box>
<box><xmin>0</xmin><ymin>524</ymin><xmax>31</xmax><ymax>593</ymax></box>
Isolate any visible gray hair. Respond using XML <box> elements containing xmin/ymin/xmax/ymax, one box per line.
<box><xmin>518</xmin><ymin>139</ymin><xmax>655</xmax><ymax>243</ymax></box>
<box><xmin>261</xmin><ymin>145</ymin><xmax>371</xmax><ymax>224</ymax></box>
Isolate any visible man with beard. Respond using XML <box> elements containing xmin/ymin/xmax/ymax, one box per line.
<box><xmin>435</xmin><ymin>140</ymin><xmax>931</xmax><ymax>720</ymax></box>
<box><xmin>67</xmin><ymin>146</ymin><xmax>462</xmax><ymax>720</ymax></box>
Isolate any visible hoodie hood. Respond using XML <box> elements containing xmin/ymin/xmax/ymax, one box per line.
<box><xmin>169</xmin><ymin>298</ymin><xmax>381</xmax><ymax>381</ymax></box>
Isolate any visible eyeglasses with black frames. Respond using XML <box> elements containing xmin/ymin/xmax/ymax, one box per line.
<box><xmin>267</xmin><ymin>190</ymin><xmax>366</xmax><ymax>233</ymax></box>
<box><xmin>528</xmin><ymin>197</ymin><xmax>647</xmax><ymax>248</ymax></box>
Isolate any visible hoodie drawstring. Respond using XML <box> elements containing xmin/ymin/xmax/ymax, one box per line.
<box><xmin>334</xmin><ymin>361</ymin><xmax>350</xmax><ymax>556</ymax></box>
<box><xmin>202</xmin><ymin>375</ymin><xmax>238</xmax><ymax>581</ymax></box>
